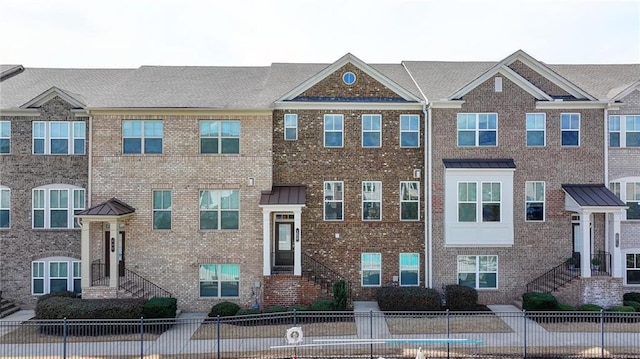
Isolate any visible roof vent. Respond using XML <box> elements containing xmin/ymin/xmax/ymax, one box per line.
<box><xmin>494</xmin><ymin>77</ymin><xmax>503</xmax><ymax>92</ymax></box>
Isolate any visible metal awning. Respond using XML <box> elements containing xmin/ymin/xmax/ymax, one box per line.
<box><xmin>562</xmin><ymin>184</ymin><xmax>627</xmax><ymax>211</ymax></box>
<box><xmin>443</xmin><ymin>158</ymin><xmax>516</xmax><ymax>169</ymax></box>
<box><xmin>76</xmin><ymin>198</ymin><xmax>136</xmax><ymax>216</ymax></box>
<box><xmin>260</xmin><ymin>185</ymin><xmax>306</xmax><ymax>205</ymax></box>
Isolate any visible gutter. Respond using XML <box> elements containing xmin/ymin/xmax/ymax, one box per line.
<box><xmin>402</xmin><ymin>62</ymin><xmax>433</xmax><ymax>288</ymax></box>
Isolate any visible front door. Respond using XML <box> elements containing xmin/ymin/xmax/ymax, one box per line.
<box><xmin>105</xmin><ymin>231</ymin><xmax>125</xmax><ymax>276</ymax></box>
<box><xmin>275</xmin><ymin>222</ymin><xmax>294</xmax><ymax>267</ymax></box>
<box><xmin>572</xmin><ymin>223</ymin><xmax>592</xmax><ymax>268</ymax></box>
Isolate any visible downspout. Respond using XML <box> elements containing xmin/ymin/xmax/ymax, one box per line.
<box><xmin>402</xmin><ymin>62</ymin><xmax>432</xmax><ymax>288</ymax></box>
<box><xmin>603</xmin><ymin>106</ymin><xmax>609</xmax><ymax>258</ymax></box>
<box><xmin>87</xmin><ymin>110</ymin><xmax>93</xmax><ymax>207</ymax></box>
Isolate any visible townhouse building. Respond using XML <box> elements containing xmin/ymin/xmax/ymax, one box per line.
<box><xmin>1</xmin><ymin>51</ymin><xmax>639</xmax><ymax>312</ymax></box>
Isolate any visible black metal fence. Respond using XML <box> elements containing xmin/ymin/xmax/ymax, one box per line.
<box><xmin>1</xmin><ymin>310</ymin><xmax>640</xmax><ymax>358</ymax></box>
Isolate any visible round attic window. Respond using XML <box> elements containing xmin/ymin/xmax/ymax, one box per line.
<box><xmin>342</xmin><ymin>72</ymin><xmax>356</xmax><ymax>85</ymax></box>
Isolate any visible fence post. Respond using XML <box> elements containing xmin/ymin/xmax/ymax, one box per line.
<box><xmin>600</xmin><ymin>309</ymin><xmax>604</xmax><ymax>359</ymax></box>
<box><xmin>523</xmin><ymin>310</ymin><xmax>527</xmax><ymax>358</ymax></box>
<box><xmin>446</xmin><ymin>309</ymin><xmax>450</xmax><ymax>359</ymax></box>
<box><xmin>140</xmin><ymin>316</ymin><xmax>144</xmax><ymax>359</ymax></box>
<box><xmin>293</xmin><ymin>309</ymin><xmax>297</xmax><ymax>326</ymax></box>
<box><xmin>63</xmin><ymin>317</ymin><xmax>67</xmax><ymax>359</ymax></box>
<box><xmin>369</xmin><ymin>310</ymin><xmax>373</xmax><ymax>359</ymax></box>
<box><xmin>217</xmin><ymin>315</ymin><xmax>221</xmax><ymax>359</ymax></box>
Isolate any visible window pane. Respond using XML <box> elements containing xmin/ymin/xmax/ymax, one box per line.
<box><xmin>325</xmin><ymin>203</ymin><xmax>343</xmax><ymax>220</ymax></box>
<box><xmin>526</xmin><ymin>203</ymin><xmax>544</xmax><ymax>221</ymax></box>
<box><xmin>34</xmin><ymin>210</ymin><xmax>44</xmax><ymax>228</ymax></box>
<box><xmin>325</xmin><ymin>132</ymin><xmax>342</xmax><ymax>147</ymax></box>
<box><xmin>221</xmin><ymin>122</ymin><xmax>239</xmax><ymax>137</ymax></box>
<box><xmin>153</xmin><ymin>211</ymin><xmax>171</xmax><ymax>230</ymax></box>
<box><xmin>73</xmin><ymin>279</ymin><xmax>82</xmax><ymax>294</ymax></box>
<box><xmin>479</xmin><ymin>256</ymin><xmax>497</xmax><ymax>271</ymax></box>
<box><xmin>50</xmin><ymin>210</ymin><xmax>68</xmax><ymax>228</ymax></box>
<box><xmin>285</xmin><ymin>128</ymin><xmax>297</xmax><ymax>140</ymax></box>
<box><xmin>478</xmin><ymin>131</ymin><xmax>496</xmax><ymax>146</ymax></box>
<box><xmin>221</xmin><ymin>138</ymin><xmax>239</xmax><ymax>153</ymax></box>
<box><xmin>0</xmin><ymin>139</ymin><xmax>9</xmax><ymax>153</ymax></box>
<box><xmin>458</xmin><ymin>273</ymin><xmax>476</xmax><ymax>288</ymax></box>
<box><xmin>627</xmin><ymin>202</ymin><xmax>640</xmax><ymax>220</ymax></box>
<box><xmin>221</xmin><ymin>282</ymin><xmax>239</xmax><ymax>297</ymax></box>
<box><xmin>458</xmin><ymin>131</ymin><xmax>475</xmax><ymax>146</ymax></box>
<box><xmin>200</xmin><ymin>282</ymin><xmax>218</xmax><ymax>297</ymax></box>
<box><xmin>479</xmin><ymin>273</ymin><xmax>497</xmax><ymax>288</ymax></box>
<box><xmin>401</xmin><ymin>202</ymin><xmax>418</xmax><ymax>220</ymax></box>
<box><xmin>123</xmin><ymin>138</ymin><xmax>141</xmax><ymax>153</ymax></box>
<box><xmin>401</xmin><ymin>132</ymin><xmax>418</xmax><ymax>147</ymax></box>
<box><xmin>50</xmin><ymin>279</ymin><xmax>68</xmax><ymax>293</ymax></box>
<box><xmin>626</xmin><ymin>133</ymin><xmax>640</xmax><ymax>147</ymax></box>
<box><xmin>201</xmin><ymin>138</ymin><xmax>218</xmax><ymax>153</ymax></box>
<box><xmin>51</xmin><ymin>139</ymin><xmax>68</xmax><ymax>154</ymax></box>
<box><xmin>482</xmin><ymin>204</ymin><xmax>500</xmax><ymax>222</ymax></box>
<box><xmin>363</xmin><ymin>133</ymin><xmax>380</xmax><ymax>147</ymax></box>
<box><xmin>221</xmin><ymin>211</ymin><xmax>239</xmax><ymax>229</ymax></box>
<box><xmin>144</xmin><ymin>138</ymin><xmax>162</xmax><ymax>154</ymax></box>
<box><xmin>73</xmin><ymin>139</ymin><xmax>85</xmax><ymax>154</ymax></box>
<box><xmin>362</xmin><ymin>271</ymin><xmax>380</xmax><ymax>286</ymax></box>
<box><xmin>527</xmin><ymin>131</ymin><xmax>544</xmax><ymax>146</ymax></box>
<box><xmin>33</xmin><ymin>279</ymin><xmax>44</xmax><ymax>294</ymax></box>
<box><xmin>0</xmin><ymin>210</ymin><xmax>8</xmax><ymax>228</ymax></box>
<box><xmin>363</xmin><ymin>202</ymin><xmax>381</xmax><ymax>220</ymax></box>
<box><xmin>200</xmin><ymin>211</ymin><xmax>218</xmax><ymax>230</ymax></box>
<box><xmin>459</xmin><ymin>203</ymin><xmax>476</xmax><ymax>222</ymax></box>
<box><xmin>562</xmin><ymin>131</ymin><xmax>578</xmax><ymax>146</ymax></box>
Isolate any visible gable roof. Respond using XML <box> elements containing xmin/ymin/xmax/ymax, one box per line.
<box><xmin>20</xmin><ymin>86</ymin><xmax>86</xmax><ymax>109</ymax></box>
<box><xmin>275</xmin><ymin>53</ymin><xmax>423</xmax><ymax>104</ymax></box>
<box><xmin>76</xmin><ymin>198</ymin><xmax>136</xmax><ymax>216</ymax></box>
<box><xmin>548</xmin><ymin>64</ymin><xmax>640</xmax><ymax>101</ymax></box>
<box><xmin>562</xmin><ymin>184</ymin><xmax>626</xmax><ymax>207</ymax></box>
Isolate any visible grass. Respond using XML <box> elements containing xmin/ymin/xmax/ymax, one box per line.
<box><xmin>538</xmin><ymin>321</ymin><xmax>640</xmax><ymax>332</ymax></box>
<box><xmin>0</xmin><ymin>322</ymin><xmax>159</xmax><ymax>344</ymax></box>
<box><xmin>190</xmin><ymin>320</ymin><xmax>357</xmax><ymax>340</ymax></box>
<box><xmin>385</xmin><ymin>314</ymin><xmax>513</xmax><ymax>334</ymax></box>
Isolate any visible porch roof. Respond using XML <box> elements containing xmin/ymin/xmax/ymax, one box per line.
<box><xmin>260</xmin><ymin>185</ymin><xmax>306</xmax><ymax>205</ymax></box>
<box><xmin>562</xmin><ymin>184</ymin><xmax>626</xmax><ymax>207</ymax></box>
<box><xmin>76</xmin><ymin>198</ymin><xmax>136</xmax><ymax>216</ymax></box>
<box><xmin>443</xmin><ymin>158</ymin><xmax>516</xmax><ymax>169</ymax></box>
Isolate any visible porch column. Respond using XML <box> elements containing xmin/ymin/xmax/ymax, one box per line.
<box><xmin>580</xmin><ymin>211</ymin><xmax>592</xmax><ymax>278</ymax></box>
<box><xmin>611</xmin><ymin>211</ymin><xmax>623</xmax><ymax>278</ymax></box>
<box><xmin>108</xmin><ymin>220</ymin><xmax>119</xmax><ymax>288</ymax></box>
<box><xmin>293</xmin><ymin>208</ymin><xmax>302</xmax><ymax>276</ymax></box>
<box><xmin>80</xmin><ymin>219</ymin><xmax>92</xmax><ymax>289</ymax></box>
<box><xmin>262</xmin><ymin>209</ymin><xmax>271</xmax><ymax>276</ymax></box>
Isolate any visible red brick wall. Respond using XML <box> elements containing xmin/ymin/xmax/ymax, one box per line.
<box><xmin>262</xmin><ymin>275</ymin><xmax>332</xmax><ymax>307</ymax></box>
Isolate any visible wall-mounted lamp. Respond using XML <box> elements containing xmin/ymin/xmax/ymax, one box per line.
<box><xmin>247</xmin><ymin>177</ymin><xmax>255</xmax><ymax>186</ymax></box>
<box><xmin>295</xmin><ymin>228</ymin><xmax>300</xmax><ymax>242</ymax></box>
<box><xmin>615</xmin><ymin>233</ymin><xmax>620</xmax><ymax>248</ymax></box>
<box><xmin>110</xmin><ymin>237</ymin><xmax>115</xmax><ymax>252</ymax></box>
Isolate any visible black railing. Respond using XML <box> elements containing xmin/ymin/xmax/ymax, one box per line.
<box><xmin>526</xmin><ymin>258</ymin><xmax>580</xmax><ymax>293</ymax></box>
<box><xmin>302</xmin><ymin>253</ymin><xmax>352</xmax><ymax>302</ymax></box>
<box><xmin>590</xmin><ymin>251</ymin><xmax>612</xmax><ymax>277</ymax></box>
<box><xmin>90</xmin><ymin>260</ymin><xmax>172</xmax><ymax>299</ymax></box>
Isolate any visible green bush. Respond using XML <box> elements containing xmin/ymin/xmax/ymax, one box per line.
<box><xmin>578</xmin><ymin>304</ymin><xmax>603</xmax><ymax>312</ymax></box>
<box><xmin>235</xmin><ymin>308</ymin><xmax>261</xmax><ymax>316</ymax></box>
<box><xmin>287</xmin><ymin>304</ymin><xmax>311</xmax><ymax>311</ymax></box>
<box><xmin>445</xmin><ymin>285</ymin><xmax>478</xmax><ymax>311</ymax></box>
<box><xmin>623</xmin><ymin>292</ymin><xmax>640</xmax><ymax>303</ymax></box>
<box><xmin>333</xmin><ymin>280</ymin><xmax>349</xmax><ymax>311</ymax></box>
<box><xmin>208</xmin><ymin>301</ymin><xmax>240</xmax><ymax>317</ymax></box>
<box><xmin>36</xmin><ymin>291</ymin><xmax>78</xmax><ymax>303</ymax></box>
<box><xmin>376</xmin><ymin>287</ymin><xmax>441</xmax><ymax>311</ymax></box>
<box><xmin>557</xmin><ymin>303</ymin><xmax>576</xmax><ymax>311</ymax></box>
<box><xmin>143</xmin><ymin>297</ymin><xmax>177</xmax><ymax>318</ymax></box>
<box><xmin>36</xmin><ymin>297</ymin><xmax>145</xmax><ymax>319</ymax></box>
<box><xmin>310</xmin><ymin>299</ymin><xmax>335</xmax><ymax>311</ymax></box>
<box><xmin>262</xmin><ymin>305</ymin><xmax>287</xmax><ymax>313</ymax></box>
<box><xmin>623</xmin><ymin>301</ymin><xmax>640</xmax><ymax>312</ymax></box>
<box><xmin>606</xmin><ymin>305</ymin><xmax>635</xmax><ymax>313</ymax></box>
<box><xmin>522</xmin><ymin>292</ymin><xmax>559</xmax><ymax>311</ymax></box>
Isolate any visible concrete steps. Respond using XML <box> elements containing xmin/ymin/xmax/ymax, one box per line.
<box><xmin>0</xmin><ymin>298</ymin><xmax>20</xmax><ymax>319</ymax></box>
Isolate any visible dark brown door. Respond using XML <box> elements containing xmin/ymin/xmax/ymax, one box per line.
<box><xmin>274</xmin><ymin>222</ymin><xmax>294</xmax><ymax>266</ymax></box>
<box><xmin>105</xmin><ymin>231</ymin><xmax>125</xmax><ymax>276</ymax></box>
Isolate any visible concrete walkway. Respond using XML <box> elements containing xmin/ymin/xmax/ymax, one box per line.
<box><xmin>353</xmin><ymin>301</ymin><xmax>391</xmax><ymax>338</ymax></box>
<box><xmin>0</xmin><ymin>310</ymin><xmax>34</xmax><ymax>336</ymax></box>
<box><xmin>487</xmin><ymin>304</ymin><xmax>546</xmax><ymax>333</ymax></box>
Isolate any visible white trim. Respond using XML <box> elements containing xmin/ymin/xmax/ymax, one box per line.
<box><xmin>122</xmin><ymin>119</ymin><xmax>164</xmax><ymax>155</ymax></box>
<box><xmin>0</xmin><ymin>186</ymin><xmax>10</xmax><ymax>229</ymax></box>
<box><xmin>274</xmin><ymin>101</ymin><xmax>423</xmax><ymax>110</ymax></box>
<box><xmin>430</xmin><ymin>101</ymin><xmax>465</xmax><ymax>109</ymax></box>
<box><xmin>323</xmin><ymin>181</ymin><xmax>344</xmax><ymax>221</ymax></box>
<box><xmin>456</xmin><ymin>113</ymin><xmax>498</xmax><ymax>147</ymax></box>
<box><xmin>277</xmin><ymin>53</ymin><xmax>422</xmax><ymax>103</ymax></box>
<box><xmin>323</xmin><ymin>114</ymin><xmax>344</xmax><ymax>148</ymax></box>
<box><xmin>361</xmin><ymin>114</ymin><xmax>382</xmax><ymax>148</ymax></box>
<box><xmin>361</xmin><ymin>252</ymin><xmax>382</xmax><ymax>287</ymax></box>
<box><xmin>199</xmin><ymin>120</ymin><xmax>241</xmax><ymax>154</ymax></box>
<box><xmin>152</xmin><ymin>189</ymin><xmax>172</xmax><ymax>231</ymax></box>
<box><xmin>31</xmin><ymin>257</ymin><xmax>81</xmax><ymax>295</ymax></box>
<box><xmin>32</xmin><ymin>121</ymin><xmax>86</xmax><ymax>155</ymax></box>
<box><xmin>609</xmin><ymin>115</ymin><xmax>640</xmax><ymax>148</ymax></box>
<box><xmin>560</xmin><ymin>113</ymin><xmax>581</xmax><ymax>147</ymax></box>
<box><xmin>399</xmin><ymin>114</ymin><xmax>420</xmax><ymax>148</ymax></box>
<box><xmin>610</xmin><ymin>81</ymin><xmax>640</xmax><ymax>101</ymax></box>
<box><xmin>284</xmin><ymin>114</ymin><xmax>298</xmax><ymax>141</ymax></box>
<box><xmin>198</xmin><ymin>189</ymin><xmax>240</xmax><ymax>230</ymax></box>
<box><xmin>456</xmin><ymin>255</ymin><xmax>499</xmax><ymax>289</ymax></box>
<box><xmin>535</xmin><ymin>101</ymin><xmax>608</xmax><ymax>110</ymax></box>
<box><xmin>198</xmin><ymin>263</ymin><xmax>241</xmax><ymax>298</ymax></box>
<box><xmin>450</xmin><ymin>65</ymin><xmax>552</xmax><ymax>101</ymax></box>
<box><xmin>32</xmin><ymin>185</ymin><xmax>85</xmax><ymax>229</ymax></box>
<box><xmin>400</xmin><ymin>181</ymin><xmax>420</xmax><ymax>221</ymax></box>
<box><xmin>623</xmin><ymin>250</ymin><xmax>640</xmax><ymax>286</ymax></box>
<box><xmin>525</xmin><ymin>113</ymin><xmax>546</xmax><ymax>147</ymax></box>
<box><xmin>20</xmin><ymin>86</ymin><xmax>86</xmax><ymax>109</ymax></box>
<box><xmin>0</xmin><ymin>110</ymin><xmax>41</xmax><ymax>117</ymax></box>
<box><xmin>399</xmin><ymin>253</ymin><xmax>420</xmax><ymax>287</ymax></box>
<box><xmin>361</xmin><ymin>181</ymin><xmax>382</xmax><ymax>221</ymax></box>
<box><xmin>525</xmin><ymin>181</ymin><xmax>545</xmax><ymax>222</ymax></box>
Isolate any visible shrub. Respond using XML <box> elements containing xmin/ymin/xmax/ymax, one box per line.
<box><xmin>143</xmin><ymin>297</ymin><xmax>177</xmax><ymax>318</ymax></box>
<box><xmin>262</xmin><ymin>305</ymin><xmax>287</xmax><ymax>313</ymax></box>
<box><xmin>623</xmin><ymin>292</ymin><xmax>640</xmax><ymax>303</ymax></box>
<box><xmin>376</xmin><ymin>287</ymin><xmax>441</xmax><ymax>311</ymax></box>
<box><xmin>310</xmin><ymin>299</ymin><xmax>335</xmax><ymax>311</ymax></box>
<box><xmin>623</xmin><ymin>301</ymin><xmax>640</xmax><ymax>312</ymax></box>
<box><xmin>557</xmin><ymin>303</ymin><xmax>576</xmax><ymax>311</ymax></box>
<box><xmin>606</xmin><ymin>305</ymin><xmax>635</xmax><ymax>313</ymax></box>
<box><xmin>333</xmin><ymin>280</ymin><xmax>348</xmax><ymax>311</ymax></box>
<box><xmin>522</xmin><ymin>292</ymin><xmax>558</xmax><ymax>311</ymax></box>
<box><xmin>445</xmin><ymin>285</ymin><xmax>478</xmax><ymax>311</ymax></box>
<box><xmin>287</xmin><ymin>304</ymin><xmax>311</xmax><ymax>312</ymax></box>
<box><xmin>578</xmin><ymin>304</ymin><xmax>603</xmax><ymax>312</ymax></box>
<box><xmin>208</xmin><ymin>301</ymin><xmax>240</xmax><ymax>317</ymax></box>
<box><xmin>235</xmin><ymin>308</ymin><xmax>261</xmax><ymax>316</ymax></box>
<box><xmin>36</xmin><ymin>297</ymin><xmax>145</xmax><ymax>319</ymax></box>
<box><xmin>36</xmin><ymin>291</ymin><xmax>78</xmax><ymax>303</ymax></box>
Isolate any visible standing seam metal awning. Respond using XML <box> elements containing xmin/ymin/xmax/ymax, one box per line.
<box><xmin>562</xmin><ymin>184</ymin><xmax>627</xmax><ymax>208</ymax></box>
<box><xmin>259</xmin><ymin>185</ymin><xmax>306</xmax><ymax>205</ymax></box>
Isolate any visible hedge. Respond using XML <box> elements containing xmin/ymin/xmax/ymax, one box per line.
<box><xmin>376</xmin><ymin>287</ymin><xmax>441</xmax><ymax>311</ymax></box>
<box><xmin>578</xmin><ymin>304</ymin><xmax>603</xmax><ymax>312</ymax></box>
<box><xmin>310</xmin><ymin>299</ymin><xmax>335</xmax><ymax>311</ymax></box>
<box><xmin>36</xmin><ymin>297</ymin><xmax>145</xmax><ymax>320</ymax></box>
<box><xmin>143</xmin><ymin>297</ymin><xmax>177</xmax><ymax>318</ymax></box>
<box><xmin>36</xmin><ymin>291</ymin><xmax>78</xmax><ymax>303</ymax></box>
<box><xmin>522</xmin><ymin>292</ymin><xmax>558</xmax><ymax>311</ymax></box>
<box><xmin>445</xmin><ymin>285</ymin><xmax>478</xmax><ymax>311</ymax></box>
<box><xmin>623</xmin><ymin>300</ymin><xmax>640</xmax><ymax>312</ymax></box>
<box><xmin>623</xmin><ymin>292</ymin><xmax>640</xmax><ymax>303</ymax></box>
<box><xmin>208</xmin><ymin>301</ymin><xmax>240</xmax><ymax>317</ymax></box>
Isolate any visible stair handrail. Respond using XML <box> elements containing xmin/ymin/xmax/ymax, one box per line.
<box><xmin>302</xmin><ymin>253</ymin><xmax>352</xmax><ymax>303</ymax></box>
<box><xmin>122</xmin><ymin>267</ymin><xmax>173</xmax><ymax>299</ymax></box>
<box><xmin>526</xmin><ymin>258</ymin><xmax>580</xmax><ymax>293</ymax></box>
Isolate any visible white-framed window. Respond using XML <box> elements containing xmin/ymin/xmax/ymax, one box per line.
<box><xmin>458</xmin><ymin>182</ymin><xmax>477</xmax><ymax>222</ymax></box>
<box><xmin>33</xmin><ymin>121</ymin><xmax>85</xmax><ymax>155</ymax></box>
<box><xmin>199</xmin><ymin>190</ymin><xmax>240</xmax><ymax>230</ymax></box>
<box><xmin>123</xmin><ymin>120</ymin><xmax>163</xmax><ymax>154</ymax></box>
<box><xmin>284</xmin><ymin>114</ymin><xmax>298</xmax><ymax>141</ymax></box>
<box><xmin>362</xmin><ymin>114</ymin><xmax>381</xmax><ymax>148</ymax></box>
<box><xmin>152</xmin><ymin>190</ymin><xmax>172</xmax><ymax>230</ymax></box>
<box><xmin>609</xmin><ymin>115</ymin><xmax>640</xmax><ymax>147</ymax></box>
<box><xmin>482</xmin><ymin>182</ymin><xmax>501</xmax><ymax>222</ymax></box>
<box><xmin>399</xmin><ymin>253</ymin><xmax>419</xmax><ymax>286</ymax></box>
<box><xmin>626</xmin><ymin>253</ymin><xmax>640</xmax><ymax>285</ymax></box>
<box><xmin>525</xmin><ymin>181</ymin><xmax>545</xmax><ymax>221</ymax></box>
<box><xmin>526</xmin><ymin>113</ymin><xmax>545</xmax><ymax>147</ymax></box>
<box><xmin>200</xmin><ymin>120</ymin><xmax>240</xmax><ymax>154</ymax></box>
<box><xmin>400</xmin><ymin>181</ymin><xmax>420</xmax><ymax>221</ymax></box>
<box><xmin>457</xmin><ymin>255</ymin><xmax>498</xmax><ymax>289</ymax></box>
<box><xmin>0</xmin><ymin>121</ymin><xmax>10</xmax><ymax>154</ymax></box>
<box><xmin>457</xmin><ymin>181</ymin><xmax>503</xmax><ymax>223</ymax></box>
<box><xmin>457</xmin><ymin>113</ymin><xmax>497</xmax><ymax>147</ymax></box>
<box><xmin>199</xmin><ymin>264</ymin><xmax>240</xmax><ymax>297</ymax></box>
<box><xmin>31</xmin><ymin>257</ymin><xmax>81</xmax><ymax>295</ymax></box>
<box><xmin>362</xmin><ymin>181</ymin><xmax>382</xmax><ymax>221</ymax></box>
<box><xmin>324</xmin><ymin>181</ymin><xmax>343</xmax><ymax>221</ymax></box>
<box><xmin>324</xmin><ymin>114</ymin><xmax>344</xmax><ymax>148</ymax></box>
<box><xmin>561</xmin><ymin>113</ymin><xmax>580</xmax><ymax>146</ymax></box>
<box><xmin>400</xmin><ymin>114</ymin><xmax>419</xmax><ymax>148</ymax></box>
<box><xmin>0</xmin><ymin>187</ymin><xmax>9</xmax><ymax>228</ymax></box>
<box><xmin>610</xmin><ymin>180</ymin><xmax>640</xmax><ymax>220</ymax></box>
<box><xmin>361</xmin><ymin>253</ymin><xmax>381</xmax><ymax>287</ymax></box>
<box><xmin>32</xmin><ymin>185</ymin><xmax>85</xmax><ymax>229</ymax></box>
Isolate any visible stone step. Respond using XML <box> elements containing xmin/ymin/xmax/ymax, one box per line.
<box><xmin>0</xmin><ymin>298</ymin><xmax>20</xmax><ymax>319</ymax></box>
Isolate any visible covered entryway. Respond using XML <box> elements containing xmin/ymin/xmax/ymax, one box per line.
<box><xmin>75</xmin><ymin>198</ymin><xmax>135</xmax><ymax>298</ymax></box>
<box><xmin>259</xmin><ymin>185</ymin><xmax>306</xmax><ymax>276</ymax></box>
<box><xmin>563</xmin><ymin>184</ymin><xmax>627</xmax><ymax>278</ymax></box>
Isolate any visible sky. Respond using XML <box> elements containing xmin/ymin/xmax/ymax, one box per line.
<box><xmin>0</xmin><ymin>0</ymin><xmax>639</xmax><ymax>68</ymax></box>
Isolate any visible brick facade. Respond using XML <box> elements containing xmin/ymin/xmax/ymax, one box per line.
<box><xmin>0</xmin><ymin>96</ymin><xmax>87</xmax><ymax>308</ymax></box>
<box><xmin>431</xmin><ymin>73</ymin><xmax>606</xmax><ymax>304</ymax></box>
